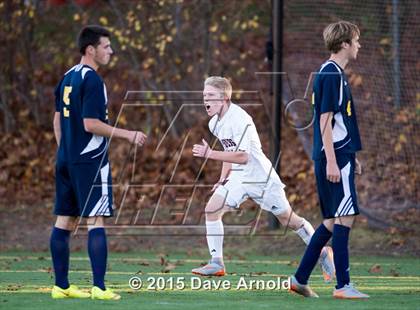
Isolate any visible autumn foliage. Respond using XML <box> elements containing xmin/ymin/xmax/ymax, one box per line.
<box><xmin>0</xmin><ymin>0</ymin><xmax>418</xmax><ymax>239</ymax></box>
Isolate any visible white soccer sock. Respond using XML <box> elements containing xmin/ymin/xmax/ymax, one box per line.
<box><xmin>294</xmin><ymin>219</ymin><xmax>315</xmax><ymax>245</ymax></box>
<box><xmin>206</xmin><ymin>220</ymin><xmax>224</xmax><ymax>262</ymax></box>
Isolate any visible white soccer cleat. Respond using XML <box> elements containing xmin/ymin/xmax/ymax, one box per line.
<box><xmin>289</xmin><ymin>275</ymin><xmax>319</xmax><ymax>298</ymax></box>
<box><xmin>333</xmin><ymin>283</ymin><xmax>369</xmax><ymax>299</ymax></box>
<box><xmin>192</xmin><ymin>261</ymin><xmax>225</xmax><ymax>276</ymax></box>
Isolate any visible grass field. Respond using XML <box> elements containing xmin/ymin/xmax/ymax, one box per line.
<box><xmin>0</xmin><ymin>252</ymin><xmax>419</xmax><ymax>309</ymax></box>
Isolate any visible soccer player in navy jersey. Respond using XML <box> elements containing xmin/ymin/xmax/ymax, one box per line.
<box><xmin>50</xmin><ymin>25</ymin><xmax>147</xmax><ymax>300</ymax></box>
<box><xmin>289</xmin><ymin>21</ymin><xmax>369</xmax><ymax>299</ymax></box>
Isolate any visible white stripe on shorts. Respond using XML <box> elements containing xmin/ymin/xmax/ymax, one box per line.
<box><xmin>88</xmin><ymin>163</ymin><xmax>110</xmax><ymax>217</ymax></box>
<box><xmin>334</xmin><ymin>162</ymin><xmax>355</xmax><ymax>217</ymax></box>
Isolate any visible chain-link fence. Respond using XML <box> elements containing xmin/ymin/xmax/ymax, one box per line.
<box><xmin>279</xmin><ymin>0</ymin><xmax>419</xmax><ymax>231</ymax></box>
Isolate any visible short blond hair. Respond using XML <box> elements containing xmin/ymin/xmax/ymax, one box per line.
<box><xmin>204</xmin><ymin>76</ymin><xmax>232</xmax><ymax>100</ymax></box>
<box><xmin>323</xmin><ymin>21</ymin><xmax>360</xmax><ymax>53</ymax></box>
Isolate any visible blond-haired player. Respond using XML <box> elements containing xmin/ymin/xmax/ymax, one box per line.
<box><xmin>191</xmin><ymin>76</ymin><xmax>335</xmax><ymax>281</ymax></box>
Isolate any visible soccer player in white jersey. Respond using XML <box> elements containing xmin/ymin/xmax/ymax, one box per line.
<box><xmin>191</xmin><ymin>76</ymin><xmax>335</xmax><ymax>280</ymax></box>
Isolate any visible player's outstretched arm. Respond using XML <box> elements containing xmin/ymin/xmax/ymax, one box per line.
<box><xmin>83</xmin><ymin>118</ymin><xmax>147</xmax><ymax>146</ymax></box>
<box><xmin>192</xmin><ymin>139</ymin><xmax>248</xmax><ymax>164</ymax></box>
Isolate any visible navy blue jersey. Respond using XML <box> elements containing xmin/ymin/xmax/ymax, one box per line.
<box><xmin>312</xmin><ymin>60</ymin><xmax>362</xmax><ymax>160</ymax></box>
<box><xmin>55</xmin><ymin>64</ymin><xmax>109</xmax><ymax>163</ymax></box>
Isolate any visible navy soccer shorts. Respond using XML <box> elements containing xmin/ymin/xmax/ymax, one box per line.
<box><xmin>54</xmin><ymin>159</ymin><xmax>113</xmax><ymax>218</ymax></box>
<box><xmin>314</xmin><ymin>153</ymin><xmax>360</xmax><ymax>219</ymax></box>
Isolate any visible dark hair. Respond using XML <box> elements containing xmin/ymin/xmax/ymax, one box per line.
<box><xmin>78</xmin><ymin>25</ymin><xmax>110</xmax><ymax>55</ymax></box>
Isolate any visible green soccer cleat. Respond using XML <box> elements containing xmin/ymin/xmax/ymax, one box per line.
<box><xmin>319</xmin><ymin>246</ymin><xmax>336</xmax><ymax>283</ymax></box>
<box><xmin>333</xmin><ymin>283</ymin><xmax>369</xmax><ymax>299</ymax></box>
<box><xmin>289</xmin><ymin>276</ymin><xmax>319</xmax><ymax>298</ymax></box>
<box><xmin>91</xmin><ymin>286</ymin><xmax>121</xmax><ymax>300</ymax></box>
<box><xmin>51</xmin><ymin>284</ymin><xmax>91</xmax><ymax>299</ymax></box>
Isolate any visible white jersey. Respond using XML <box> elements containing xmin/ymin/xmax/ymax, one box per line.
<box><xmin>208</xmin><ymin>103</ymin><xmax>284</xmax><ymax>187</ymax></box>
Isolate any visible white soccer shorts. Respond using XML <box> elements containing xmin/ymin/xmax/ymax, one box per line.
<box><xmin>214</xmin><ymin>177</ymin><xmax>291</xmax><ymax>215</ymax></box>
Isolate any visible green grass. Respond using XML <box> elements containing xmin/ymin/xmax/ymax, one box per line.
<box><xmin>0</xmin><ymin>252</ymin><xmax>419</xmax><ymax>309</ymax></box>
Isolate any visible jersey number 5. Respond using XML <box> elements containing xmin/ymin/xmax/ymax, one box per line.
<box><xmin>63</xmin><ymin>86</ymin><xmax>72</xmax><ymax>117</ymax></box>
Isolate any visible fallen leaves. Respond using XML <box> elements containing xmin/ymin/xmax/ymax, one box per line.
<box><xmin>369</xmin><ymin>264</ymin><xmax>382</xmax><ymax>274</ymax></box>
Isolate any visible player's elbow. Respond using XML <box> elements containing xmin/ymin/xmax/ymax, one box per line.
<box><xmin>83</xmin><ymin>118</ymin><xmax>97</xmax><ymax>133</ymax></box>
<box><xmin>238</xmin><ymin>152</ymin><xmax>249</xmax><ymax>164</ymax></box>
<box><xmin>320</xmin><ymin>112</ymin><xmax>333</xmax><ymax>127</ymax></box>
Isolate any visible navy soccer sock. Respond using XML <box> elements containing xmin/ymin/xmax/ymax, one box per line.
<box><xmin>88</xmin><ymin>227</ymin><xmax>108</xmax><ymax>290</ymax></box>
<box><xmin>332</xmin><ymin>224</ymin><xmax>351</xmax><ymax>289</ymax></box>
<box><xmin>50</xmin><ymin>227</ymin><xmax>71</xmax><ymax>289</ymax></box>
<box><xmin>295</xmin><ymin>224</ymin><xmax>332</xmax><ymax>285</ymax></box>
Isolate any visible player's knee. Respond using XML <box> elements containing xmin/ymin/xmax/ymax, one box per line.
<box><xmin>205</xmin><ymin>201</ymin><xmax>228</xmax><ymax>221</ymax></box>
<box><xmin>87</xmin><ymin>216</ymin><xmax>105</xmax><ymax>230</ymax></box>
<box><xmin>276</xmin><ymin>213</ymin><xmax>289</xmax><ymax>226</ymax></box>
<box><xmin>55</xmin><ymin>216</ymin><xmax>78</xmax><ymax>231</ymax></box>
<box><xmin>334</xmin><ymin>215</ymin><xmax>355</xmax><ymax>228</ymax></box>
<box><xmin>205</xmin><ymin>206</ymin><xmax>224</xmax><ymax>221</ymax></box>
<box><xmin>274</xmin><ymin>208</ymin><xmax>293</xmax><ymax>227</ymax></box>
<box><xmin>322</xmin><ymin>219</ymin><xmax>335</xmax><ymax>232</ymax></box>
<box><xmin>206</xmin><ymin>213</ymin><xmax>221</xmax><ymax>221</ymax></box>
<box><xmin>205</xmin><ymin>200</ymin><xmax>224</xmax><ymax>214</ymax></box>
